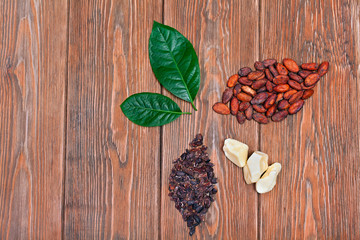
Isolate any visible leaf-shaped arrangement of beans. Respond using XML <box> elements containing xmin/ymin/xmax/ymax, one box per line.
<box><xmin>212</xmin><ymin>59</ymin><xmax>329</xmax><ymax>124</ymax></box>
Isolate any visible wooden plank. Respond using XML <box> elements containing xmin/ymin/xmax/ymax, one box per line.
<box><xmin>161</xmin><ymin>0</ymin><xmax>260</xmax><ymax>238</ymax></box>
<box><xmin>0</xmin><ymin>0</ymin><xmax>68</xmax><ymax>239</ymax></box>
<box><xmin>259</xmin><ymin>0</ymin><xmax>360</xmax><ymax>238</ymax></box>
<box><xmin>65</xmin><ymin>0</ymin><xmax>162</xmax><ymax>238</ymax></box>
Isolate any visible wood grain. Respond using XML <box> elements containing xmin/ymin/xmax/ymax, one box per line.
<box><xmin>161</xmin><ymin>0</ymin><xmax>260</xmax><ymax>238</ymax></box>
<box><xmin>259</xmin><ymin>0</ymin><xmax>360</xmax><ymax>239</ymax></box>
<box><xmin>65</xmin><ymin>0</ymin><xmax>162</xmax><ymax>239</ymax></box>
<box><xmin>0</xmin><ymin>0</ymin><xmax>68</xmax><ymax>239</ymax></box>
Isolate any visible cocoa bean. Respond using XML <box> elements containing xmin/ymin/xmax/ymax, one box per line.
<box><xmin>298</xmin><ymin>70</ymin><xmax>312</xmax><ymax>78</ymax></box>
<box><xmin>269</xmin><ymin>65</ymin><xmax>279</xmax><ymax>76</ymax></box>
<box><xmin>317</xmin><ymin>61</ymin><xmax>329</xmax><ymax>77</ymax></box>
<box><xmin>276</xmin><ymin>63</ymin><xmax>288</xmax><ymax>75</ymax></box>
<box><xmin>227</xmin><ymin>74</ymin><xmax>239</xmax><ymax>87</ymax></box>
<box><xmin>233</xmin><ymin>84</ymin><xmax>242</xmax><ymax>96</ymax></box>
<box><xmin>265</xmin><ymin>69</ymin><xmax>274</xmax><ymax>81</ymax></box>
<box><xmin>239</xmin><ymin>102</ymin><xmax>250</xmax><ymax>111</ymax></box>
<box><xmin>248</xmin><ymin>71</ymin><xmax>265</xmax><ymax>80</ymax></box>
<box><xmin>236</xmin><ymin>112</ymin><xmax>246</xmax><ymax>124</ymax></box>
<box><xmin>304</xmin><ymin>73</ymin><xmax>320</xmax><ymax>86</ymax></box>
<box><xmin>222</xmin><ymin>88</ymin><xmax>233</xmax><ymax>104</ymax></box>
<box><xmin>237</xmin><ymin>92</ymin><xmax>252</xmax><ymax>102</ymax></box>
<box><xmin>266</xmin><ymin>81</ymin><xmax>273</xmax><ymax>92</ymax></box>
<box><xmin>289</xmin><ymin>91</ymin><xmax>304</xmax><ymax>104</ymax></box>
<box><xmin>277</xmin><ymin>100</ymin><xmax>290</xmax><ymax>110</ymax></box>
<box><xmin>301</xmin><ymin>63</ymin><xmax>319</xmax><ymax>71</ymax></box>
<box><xmin>284</xmin><ymin>89</ymin><xmax>297</xmax><ymax>99</ymax></box>
<box><xmin>273</xmin><ymin>75</ymin><xmax>289</xmax><ymax>85</ymax></box>
<box><xmin>253</xmin><ymin>104</ymin><xmax>267</xmax><ymax>113</ymax></box>
<box><xmin>213</xmin><ymin>102</ymin><xmax>230</xmax><ymax>115</ymax></box>
<box><xmin>263</xmin><ymin>59</ymin><xmax>277</xmax><ymax>67</ymax></box>
<box><xmin>238</xmin><ymin>77</ymin><xmax>253</xmax><ymax>86</ymax></box>
<box><xmin>271</xmin><ymin>110</ymin><xmax>288</xmax><ymax>122</ymax></box>
<box><xmin>302</xmin><ymin>89</ymin><xmax>314</xmax><ymax>100</ymax></box>
<box><xmin>241</xmin><ymin>85</ymin><xmax>256</xmax><ymax>96</ymax></box>
<box><xmin>288</xmin><ymin>100</ymin><xmax>304</xmax><ymax>114</ymax></box>
<box><xmin>254</xmin><ymin>61</ymin><xmax>265</xmax><ymax>70</ymax></box>
<box><xmin>288</xmin><ymin>72</ymin><xmax>303</xmax><ymax>83</ymax></box>
<box><xmin>257</xmin><ymin>86</ymin><xmax>267</xmax><ymax>93</ymax></box>
<box><xmin>266</xmin><ymin>105</ymin><xmax>277</xmax><ymax>117</ymax></box>
<box><xmin>276</xmin><ymin>93</ymin><xmax>284</xmax><ymax>103</ymax></box>
<box><xmin>245</xmin><ymin>105</ymin><xmax>253</xmax><ymax>120</ymax></box>
<box><xmin>273</xmin><ymin>84</ymin><xmax>290</xmax><ymax>92</ymax></box>
<box><xmin>301</xmin><ymin>82</ymin><xmax>315</xmax><ymax>90</ymax></box>
<box><xmin>251</xmin><ymin>92</ymin><xmax>268</xmax><ymax>105</ymax></box>
<box><xmin>283</xmin><ymin>58</ymin><xmax>299</xmax><ymax>72</ymax></box>
<box><xmin>230</xmin><ymin>98</ymin><xmax>239</xmax><ymax>115</ymax></box>
<box><xmin>238</xmin><ymin>67</ymin><xmax>252</xmax><ymax>77</ymax></box>
<box><xmin>253</xmin><ymin>113</ymin><xmax>269</xmax><ymax>124</ymax></box>
<box><xmin>264</xmin><ymin>94</ymin><xmax>277</xmax><ymax>109</ymax></box>
<box><xmin>288</xmin><ymin>80</ymin><xmax>302</xmax><ymax>90</ymax></box>
<box><xmin>251</xmin><ymin>79</ymin><xmax>267</xmax><ymax>90</ymax></box>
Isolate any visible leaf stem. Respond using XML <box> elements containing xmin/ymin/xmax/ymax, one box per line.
<box><xmin>182</xmin><ymin>112</ymin><xmax>192</xmax><ymax>115</ymax></box>
<box><xmin>191</xmin><ymin>101</ymin><xmax>197</xmax><ymax>111</ymax></box>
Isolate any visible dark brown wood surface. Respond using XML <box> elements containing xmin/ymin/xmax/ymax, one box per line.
<box><xmin>0</xmin><ymin>0</ymin><xmax>359</xmax><ymax>239</ymax></box>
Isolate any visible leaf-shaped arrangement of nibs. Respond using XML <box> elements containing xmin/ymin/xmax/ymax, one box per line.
<box><xmin>168</xmin><ymin>134</ymin><xmax>217</xmax><ymax>236</ymax></box>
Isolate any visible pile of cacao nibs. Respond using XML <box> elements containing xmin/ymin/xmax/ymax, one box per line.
<box><xmin>168</xmin><ymin>134</ymin><xmax>217</xmax><ymax>236</ymax></box>
<box><xmin>212</xmin><ymin>59</ymin><xmax>329</xmax><ymax>124</ymax></box>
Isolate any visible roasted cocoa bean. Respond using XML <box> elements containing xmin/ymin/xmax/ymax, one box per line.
<box><xmin>227</xmin><ymin>74</ymin><xmax>239</xmax><ymax>87</ymax></box>
<box><xmin>276</xmin><ymin>63</ymin><xmax>288</xmax><ymax>75</ymax></box>
<box><xmin>251</xmin><ymin>92</ymin><xmax>268</xmax><ymax>105</ymax></box>
<box><xmin>236</xmin><ymin>111</ymin><xmax>246</xmax><ymax>124</ymax></box>
<box><xmin>273</xmin><ymin>84</ymin><xmax>290</xmax><ymax>92</ymax></box>
<box><xmin>239</xmin><ymin>101</ymin><xmax>251</xmax><ymax>111</ymax></box>
<box><xmin>257</xmin><ymin>86</ymin><xmax>267</xmax><ymax>93</ymax></box>
<box><xmin>264</xmin><ymin>94</ymin><xmax>277</xmax><ymax>109</ymax></box>
<box><xmin>241</xmin><ymin>85</ymin><xmax>256</xmax><ymax>97</ymax></box>
<box><xmin>288</xmin><ymin>100</ymin><xmax>304</xmax><ymax>114</ymax></box>
<box><xmin>253</xmin><ymin>113</ymin><xmax>269</xmax><ymax>124</ymax></box>
<box><xmin>248</xmin><ymin>71</ymin><xmax>265</xmax><ymax>80</ymax></box>
<box><xmin>230</xmin><ymin>98</ymin><xmax>239</xmax><ymax>115</ymax></box>
<box><xmin>238</xmin><ymin>67</ymin><xmax>252</xmax><ymax>77</ymax></box>
<box><xmin>263</xmin><ymin>59</ymin><xmax>277</xmax><ymax>67</ymax></box>
<box><xmin>273</xmin><ymin>75</ymin><xmax>289</xmax><ymax>85</ymax></box>
<box><xmin>302</xmin><ymin>89</ymin><xmax>314</xmax><ymax>99</ymax></box>
<box><xmin>301</xmin><ymin>63</ymin><xmax>319</xmax><ymax>71</ymax></box>
<box><xmin>277</xmin><ymin>100</ymin><xmax>290</xmax><ymax>110</ymax></box>
<box><xmin>245</xmin><ymin>105</ymin><xmax>253</xmax><ymax>120</ymax></box>
<box><xmin>283</xmin><ymin>58</ymin><xmax>299</xmax><ymax>72</ymax></box>
<box><xmin>304</xmin><ymin>73</ymin><xmax>320</xmax><ymax>86</ymax></box>
<box><xmin>237</xmin><ymin>92</ymin><xmax>252</xmax><ymax>102</ymax></box>
<box><xmin>317</xmin><ymin>61</ymin><xmax>329</xmax><ymax>77</ymax></box>
<box><xmin>254</xmin><ymin>61</ymin><xmax>265</xmax><ymax>70</ymax></box>
<box><xmin>301</xmin><ymin>82</ymin><xmax>315</xmax><ymax>90</ymax></box>
<box><xmin>298</xmin><ymin>70</ymin><xmax>312</xmax><ymax>78</ymax></box>
<box><xmin>271</xmin><ymin>110</ymin><xmax>288</xmax><ymax>122</ymax></box>
<box><xmin>269</xmin><ymin>65</ymin><xmax>279</xmax><ymax>77</ymax></box>
<box><xmin>288</xmin><ymin>80</ymin><xmax>302</xmax><ymax>90</ymax></box>
<box><xmin>222</xmin><ymin>88</ymin><xmax>233</xmax><ymax>104</ymax></box>
<box><xmin>265</xmin><ymin>68</ymin><xmax>274</xmax><ymax>81</ymax></box>
<box><xmin>289</xmin><ymin>91</ymin><xmax>304</xmax><ymax>104</ymax></box>
<box><xmin>284</xmin><ymin>89</ymin><xmax>297</xmax><ymax>99</ymax></box>
<box><xmin>251</xmin><ymin>79</ymin><xmax>267</xmax><ymax>90</ymax></box>
<box><xmin>213</xmin><ymin>102</ymin><xmax>230</xmax><ymax>114</ymax></box>
<box><xmin>253</xmin><ymin>104</ymin><xmax>267</xmax><ymax>113</ymax></box>
<box><xmin>233</xmin><ymin>84</ymin><xmax>242</xmax><ymax>96</ymax></box>
<box><xmin>266</xmin><ymin>81</ymin><xmax>273</xmax><ymax>92</ymax></box>
<box><xmin>276</xmin><ymin>93</ymin><xmax>284</xmax><ymax>103</ymax></box>
<box><xmin>288</xmin><ymin>72</ymin><xmax>303</xmax><ymax>83</ymax></box>
<box><xmin>266</xmin><ymin>105</ymin><xmax>277</xmax><ymax>117</ymax></box>
<box><xmin>238</xmin><ymin>77</ymin><xmax>253</xmax><ymax>86</ymax></box>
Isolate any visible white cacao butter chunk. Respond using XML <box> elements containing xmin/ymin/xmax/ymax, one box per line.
<box><xmin>223</xmin><ymin>139</ymin><xmax>249</xmax><ymax>167</ymax></box>
<box><xmin>243</xmin><ymin>151</ymin><xmax>268</xmax><ymax>184</ymax></box>
<box><xmin>256</xmin><ymin>162</ymin><xmax>282</xmax><ymax>194</ymax></box>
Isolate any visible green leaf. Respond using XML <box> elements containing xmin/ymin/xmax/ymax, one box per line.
<box><xmin>120</xmin><ymin>93</ymin><xmax>191</xmax><ymax>127</ymax></box>
<box><xmin>149</xmin><ymin>21</ymin><xmax>200</xmax><ymax>110</ymax></box>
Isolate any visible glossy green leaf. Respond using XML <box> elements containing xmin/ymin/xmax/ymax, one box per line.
<box><xmin>120</xmin><ymin>93</ymin><xmax>191</xmax><ymax>127</ymax></box>
<box><xmin>149</xmin><ymin>21</ymin><xmax>200</xmax><ymax>110</ymax></box>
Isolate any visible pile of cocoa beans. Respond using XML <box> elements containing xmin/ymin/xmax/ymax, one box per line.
<box><xmin>212</xmin><ymin>59</ymin><xmax>329</xmax><ymax>124</ymax></box>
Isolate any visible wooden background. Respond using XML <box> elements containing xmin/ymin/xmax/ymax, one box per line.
<box><xmin>0</xmin><ymin>0</ymin><xmax>359</xmax><ymax>239</ymax></box>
